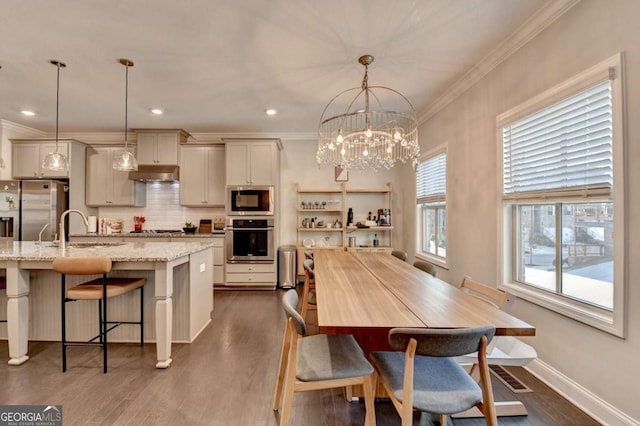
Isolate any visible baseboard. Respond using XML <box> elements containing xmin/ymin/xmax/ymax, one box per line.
<box><xmin>526</xmin><ymin>359</ymin><xmax>639</xmax><ymax>426</ymax></box>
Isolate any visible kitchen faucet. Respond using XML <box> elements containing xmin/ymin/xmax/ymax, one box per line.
<box><xmin>36</xmin><ymin>223</ymin><xmax>49</xmax><ymax>246</ymax></box>
<box><xmin>59</xmin><ymin>209</ymin><xmax>89</xmax><ymax>250</ymax></box>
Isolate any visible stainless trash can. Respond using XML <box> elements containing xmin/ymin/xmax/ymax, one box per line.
<box><xmin>278</xmin><ymin>245</ymin><xmax>297</xmax><ymax>288</ymax></box>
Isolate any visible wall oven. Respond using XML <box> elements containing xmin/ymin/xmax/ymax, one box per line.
<box><xmin>226</xmin><ymin>217</ymin><xmax>274</xmax><ymax>263</ymax></box>
<box><xmin>226</xmin><ymin>186</ymin><xmax>274</xmax><ymax>216</ymax></box>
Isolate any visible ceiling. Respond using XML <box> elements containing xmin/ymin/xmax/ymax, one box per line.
<box><xmin>0</xmin><ymin>0</ymin><xmax>552</xmax><ymax>138</ymax></box>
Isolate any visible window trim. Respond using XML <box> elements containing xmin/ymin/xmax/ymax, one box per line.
<box><xmin>416</xmin><ymin>145</ymin><xmax>448</xmax><ymax>267</ymax></box>
<box><xmin>497</xmin><ymin>53</ymin><xmax>626</xmax><ymax>338</ymax></box>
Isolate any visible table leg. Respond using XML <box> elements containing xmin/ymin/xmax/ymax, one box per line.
<box><xmin>154</xmin><ymin>262</ymin><xmax>174</xmax><ymax>368</ymax></box>
<box><xmin>6</xmin><ymin>263</ymin><xmax>30</xmax><ymax>365</ymax></box>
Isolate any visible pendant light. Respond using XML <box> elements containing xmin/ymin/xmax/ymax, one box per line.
<box><xmin>42</xmin><ymin>60</ymin><xmax>69</xmax><ymax>172</ymax></box>
<box><xmin>113</xmin><ymin>58</ymin><xmax>138</xmax><ymax>171</ymax></box>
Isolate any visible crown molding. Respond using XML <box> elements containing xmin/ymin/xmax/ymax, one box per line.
<box><xmin>58</xmin><ymin>131</ymin><xmax>317</xmax><ymax>144</ymax></box>
<box><xmin>418</xmin><ymin>0</ymin><xmax>582</xmax><ymax>123</ymax></box>
<box><xmin>0</xmin><ymin>119</ymin><xmax>47</xmax><ymax>137</ymax></box>
<box><xmin>191</xmin><ymin>132</ymin><xmax>316</xmax><ymax>142</ymax></box>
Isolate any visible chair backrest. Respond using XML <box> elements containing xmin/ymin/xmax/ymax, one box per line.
<box><xmin>303</xmin><ymin>258</ymin><xmax>314</xmax><ymax>275</ymax></box>
<box><xmin>413</xmin><ymin>260</ymin><xmax>437</xmax><ymax>277</ymax></box>
<box><xmin>282</xmin><ymin>290</ymin><xmax>307</xmax><ymax>336</ymax></box>
<box><xmin>459</xmin><ymin>276</ymin><xmax>508</xmax><ymax>309</ymax></box>
<box><xmin>388</xmin><ymin>325</ymin><xmax>495</xmax><ymax>358</ymax></box>
<box><xmin>52</xmin><ymin>257</ymin><xmax>112</xmax><ymax>275</ymax></box>
<box><xmin>391</xmin><ymin>249</ymin><xmax>408</xmax><ymax>262</ymax></box>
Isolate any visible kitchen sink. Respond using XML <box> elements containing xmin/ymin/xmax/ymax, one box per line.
<box><xmin>67</xmin><ymin>241</ymin><xmax>127</xmax><ymax>248</ymax></box>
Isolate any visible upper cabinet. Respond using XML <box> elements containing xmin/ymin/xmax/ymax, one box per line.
<box><xmin>224</xmin><ymin>139</ymin><xmax>280</xmax><ymax>186</ymax></box>
<box><xmin>85</xmin><ymin>146</ymin><xmax>146</xmax><ymax>207</ymax></box>
<box><xmin>135</xmin><ymin>129</ymin><xmax>189</xmax><ymax>165</ymax></box>
<box><xmin>180</xmin><ymin>145</ymin><xmax>225</xmax><ymax>207</ymax></box>
<box><xmin>12</xmin><ymin>141</ymin><xmax>70</xmax><ymax>178</ymax></box>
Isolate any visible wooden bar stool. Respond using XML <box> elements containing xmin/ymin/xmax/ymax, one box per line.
<box><xmin>52</xmin><ymin>256</ymin><xmax>146</xmax><ymax>373</ymax></box>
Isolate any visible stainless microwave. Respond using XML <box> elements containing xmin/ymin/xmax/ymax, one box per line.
<box><xmin>226</xmin><ymin>186</ymin><xmax>274</xmax><ymax>216</ymax></box>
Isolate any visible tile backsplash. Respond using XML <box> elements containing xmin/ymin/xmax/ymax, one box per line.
<box><xmin>97</xmin><ymin>182</ymin><xmax>224</xmax><ymax>232</ymax></box>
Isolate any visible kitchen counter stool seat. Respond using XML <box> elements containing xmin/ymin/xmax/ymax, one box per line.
<box><xmin>53</xmin><ymin>256</ymin><xmax>146</xmax><ymax>373</ymax></box>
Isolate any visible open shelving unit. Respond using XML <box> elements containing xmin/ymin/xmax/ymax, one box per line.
<box><xmin>295</xmin><ymin>182</ymin><xmax>393</xmax><ymax>277</ymax></box>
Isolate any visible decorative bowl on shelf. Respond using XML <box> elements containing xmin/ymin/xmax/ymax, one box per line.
<box><xmin>183</xmin><ymin>226</ymin><xmax>198</xmax><ymax>234</ymax></box>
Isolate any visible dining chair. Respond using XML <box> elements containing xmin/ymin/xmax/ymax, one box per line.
<box><xmin>52</xmin><ymin>256</ymin><xmax>146</xmax><ymax>373</ymax></box>
<box><xmin>457</xmin><ymin>276</ymin><xmax>537</xmax><ymax>377</ymax></box>
<box><xmin>300</xmin><ymin>258</ymin><xmax>316</xmax><ymax>320</ymax></box>
<box><xmin>391</xmin><ymin>249</ymin><xmax>408</xmax><ymax>262</ymax></box>
<box><xmin>413</xmin><ymin>260</ymin><xmax>437</xmax><ymax>277</ymax></box>
<box><xmin>371</xmin><ymin>326</ymin><xmax>498</xmax><ymax>426</ymax></box>
<box><xmin>0</xmin><ymin>276</ymin><xmax>6</xmax><ymax>324</ymax></box>
<box><xmin>273</xmin><ymin>290</ymin><xmax>376</xmax><ymax>426</ymax></box>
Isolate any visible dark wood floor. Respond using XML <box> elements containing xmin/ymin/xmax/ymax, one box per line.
<box><xmin>0</xmin><ymin>289</ymin><xmax>600</xmax><ymax>425</ymax></box>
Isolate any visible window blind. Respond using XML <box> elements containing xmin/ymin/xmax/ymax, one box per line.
<box><xmin>502</xmin><ymin>80</ymin><xmax>613</xmax><ymax>201</ymax></box>
<box><xmin>416</xmin><ymin>152</ymin><xmax>446</xmax><ymax>204</ymax></box>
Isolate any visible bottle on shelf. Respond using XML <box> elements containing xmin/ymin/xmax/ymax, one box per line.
<box><xmin>347</xmin><ymin>208</ymin><xmax>354</xmax><ymax>226</ymax></box>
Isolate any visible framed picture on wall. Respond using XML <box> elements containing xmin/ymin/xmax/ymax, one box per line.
<box><xmin>335</xmin><ymin>166</ymin><xmax>349</xmax><ymax>182</ymax></box>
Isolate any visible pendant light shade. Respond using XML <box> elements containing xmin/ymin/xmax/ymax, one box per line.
<box><xmin>42</xmin><ymin>60</ymin><xmax>69</xmax><ymax>172</ymax></box>
<box><xmin>113</xmin><ymin>58</ymin><xmax>138</xmax><ymax>171</ymax></box>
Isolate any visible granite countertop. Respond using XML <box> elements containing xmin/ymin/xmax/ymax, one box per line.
<box><xmin>70</xmin><ymin>231</ymin><xmax>225</xmax><ymax>238</ymax></box>
<box><xmin>0</xmin><ymin>241</ymin><xmax>215</xmax><ymax>262</ymax></box>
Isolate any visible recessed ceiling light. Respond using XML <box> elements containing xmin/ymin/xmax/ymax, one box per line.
<box><xmin>21</xmin><ymin>110</ymin><xmax>36</xmax><ymax>116</ymax></box>
<box><xmin>265</xmin><ymin>108</ymin><xmax>277</xmax><ymax>116</ymax></box>
<box><xmin>150</xmin><ymin>108</ymin><xmax>164</xmax><ymax>115</ymax></box>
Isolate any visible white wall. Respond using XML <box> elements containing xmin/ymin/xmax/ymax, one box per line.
<box><xmin>401</xmin><ymin>0</ymin><xmax>640</xmax><ymax>422</ymax></box>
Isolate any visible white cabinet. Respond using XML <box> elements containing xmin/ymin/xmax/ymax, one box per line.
<box><xmin>225</xmin><ymin>262</ymin><xmax>276</xmax><ymax>288</ymax></box>
<box><xmin>11</xmin><ymin>141</ymin><xmax>70</xmax><ymax>178</ymax></box>
<box><xmin>85</xmin><ymin>146</ymin><xmax>146</xmax><ymax>206</ymax></box>
<box><xmin>180</xmin><ymin>146</ymin><xmax>225</xmax><ymax>207</ymax></box>
<box><xmin>135</xmin><ymin>130</ymin><xmax>189</xmax><ymax>165</ymax></box>
<box><xmin>225</xmin><ymin>140</ymin><xmax>279</xmax><ymax>185</ymax></box>
<box><xmin>212</xmin><ymin>236</ymin><xmax>225</xmax><ymax>286</ymax></box>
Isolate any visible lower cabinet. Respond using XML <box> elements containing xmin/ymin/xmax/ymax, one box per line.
<box><xmin>225</xmin><ymin>263</ymin><xmax>276</xmax><ymax>288</ymax></box>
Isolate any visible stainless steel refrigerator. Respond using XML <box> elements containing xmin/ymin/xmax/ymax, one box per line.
<box><xmin>0</xmin><ymin>180</ymin><xmax>69</xmax><ymax>241</ymax></box>
<box><xmin>21</xmin><ymin>180</ymin><xmax>69</xmax><ymax>241</ymax></box>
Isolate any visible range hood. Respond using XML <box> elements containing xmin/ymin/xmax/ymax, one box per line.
<box><xmin>129</xmin><ymin>165</ymin><xmax>179</xmax><ymax>182</ymax></box>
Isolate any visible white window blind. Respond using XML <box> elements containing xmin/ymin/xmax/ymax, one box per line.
<box><xmin>416</xmin><ymin>152</ymin><xmax>446</xmax><ymax>204</ymax></box>
<box><xmin>502</xmin><ymin>80</ymin><xmax>613</xmax><ymax>201</ymax></box>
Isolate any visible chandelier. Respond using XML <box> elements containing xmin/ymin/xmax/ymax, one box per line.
<box><xmin>317</xmin><ymin>55</ymin><xmax>419</xmax><ymax>171</ymax></box>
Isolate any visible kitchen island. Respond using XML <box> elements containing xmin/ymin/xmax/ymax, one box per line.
<box><xmin>0</xmin><ymin>240</ymin><xmax>214</xmax><ymax>369</ymax></box>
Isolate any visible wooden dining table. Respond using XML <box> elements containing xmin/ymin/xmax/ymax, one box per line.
<box><xmin>314</xmin><ymin>250</ymin><xmax>535</xmax><ymax>340</ymax></box>
<box><xmin>313</xmin><ymin>250</ymin><xmax>536</xmax><ymax>416</ymax></box>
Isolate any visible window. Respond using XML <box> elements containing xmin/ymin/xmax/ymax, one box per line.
<box><xmin>498</xmin><ymin>54</ymin><xmax>625</xmax><ymax>337</ymax></box>
<box><xmin>416</xmin><ymin>149</ymin><xmax>447</xmax><ymax>262</ymax></box>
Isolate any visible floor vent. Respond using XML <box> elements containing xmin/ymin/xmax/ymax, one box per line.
<box><xmin>489</xmin><ymin>365</ymin><xmax>532</xmax><ymax>393</ymax></box>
